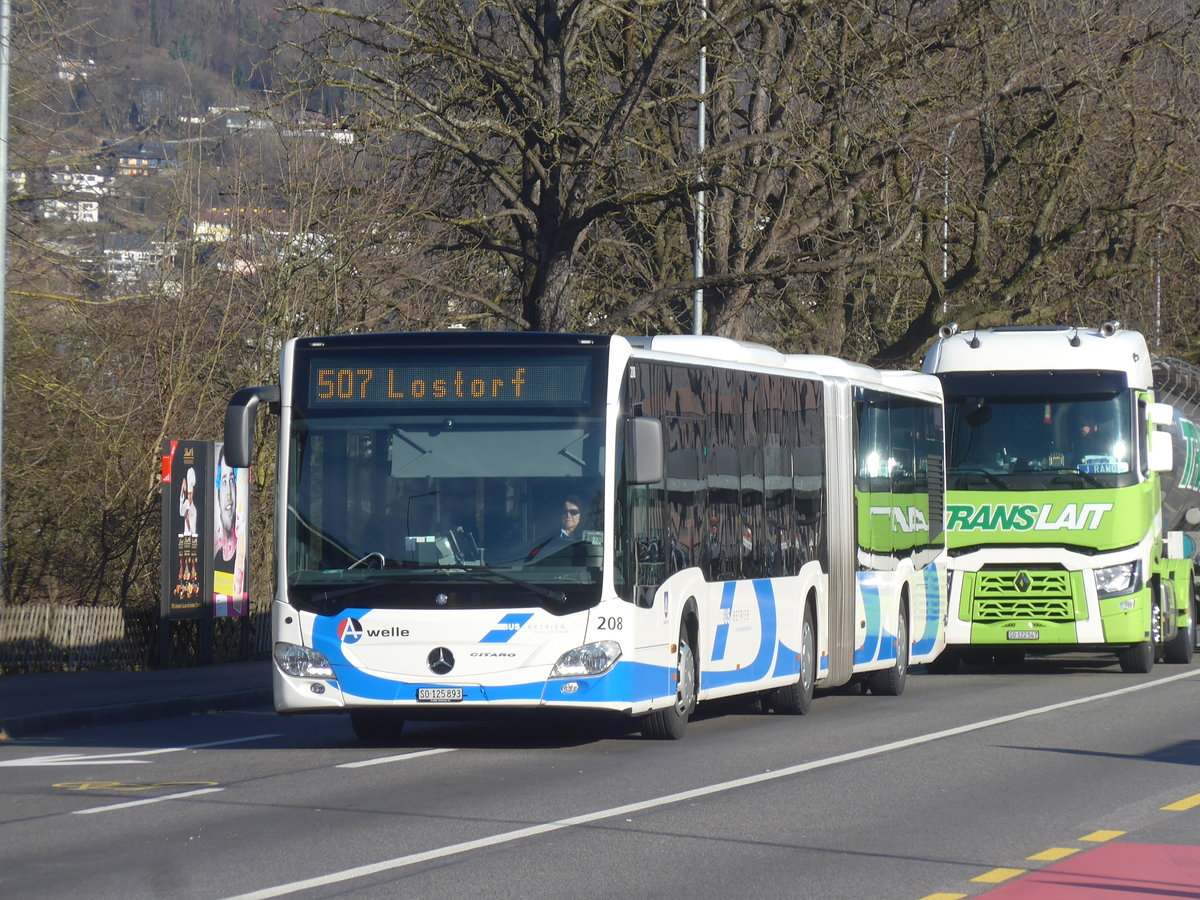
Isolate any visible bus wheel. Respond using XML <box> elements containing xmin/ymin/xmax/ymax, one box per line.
<box><xmin>350</xmin><ymin>709</ymin><xmax>406</xmax><ymax>742</ymax></box>
<box><xmin>642</xmin><ymin>624</ymin><xmax>697</xmax><ymax>740</ymax></box>
<box><xmin>772</xmin><ymin>603</ymin><xmax>816</xmax><ymax>715</ymax></box>
<box><xmin>1117</xmin><ymin>641</ymin><xmax>1154</xmax><ymax>674</ymax></box>
<box><xmin>866</xmin><ymin>607</ymin><xmax>909</xmax><ymax>696</ymax></box>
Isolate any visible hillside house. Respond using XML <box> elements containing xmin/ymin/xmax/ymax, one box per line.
<box><xmin>110</xmin><ymin>141</ymin><xmax>176</xmax><ymax>177</ymax></box>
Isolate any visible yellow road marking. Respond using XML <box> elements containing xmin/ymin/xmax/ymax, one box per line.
<box><xmin>928</xmin><ymin>828</ymin><xmax>1128</xmax><ymax>899</ymax></box>
<box><xmin>54</xmin><ymin>781</ymin><xmax>219</xmax><ymax>792</ymax></box>
<box><xmin>971</xmin><ymin>867</ymin><xmax>1025</xmax><ymax>884</ymax></box>
<box><xmin>1080</xmin><ymin>829</ymin><xmax>1125</xmax><ymax>842</ymax></box>
<box><xmin>1162</xmin><ymin>793</ymin><xmax>1200</xmax><ymax>811</ymax></box>
<box><xmin>1028</xmin><ymin>847</ymin><xmax>1080</xmax><ymax>862</ymax></box>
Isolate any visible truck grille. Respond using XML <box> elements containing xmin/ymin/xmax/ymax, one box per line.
<box><xmin>972</xmin><ymin>570</ymin><xmax>1073</xmax><ymax>622</ymax></box>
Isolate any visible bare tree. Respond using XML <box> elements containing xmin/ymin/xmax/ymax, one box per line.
<box><xmin>280</xmin><ymin>0</ymin><xmax>701</xmax><ymax>331</ymax></box>
<box><xmin>598</xmin><ymin>1</ymin><xmax>1200</xmax><ymax>364</ymax></box>
<box><xmin>877</xmin><ymin>1</ymin><xmax>1200</xmax><ymax>364</ymax></box>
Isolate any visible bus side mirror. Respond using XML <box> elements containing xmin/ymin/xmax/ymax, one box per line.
<box><xmin>224</xmin><ymin>385</ymin><xmax>280</xmax><ymax>468</ymax></box>
<box><xmin>625</xmin><ymin>417</ymin><xmax>664</xmax><ymax>485</ymax></box>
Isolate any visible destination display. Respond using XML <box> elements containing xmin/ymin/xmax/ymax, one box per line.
<box><xmin>303</xmin><ymin>353</ymin><xmax>592</xmax><ymax>408</ymax></box>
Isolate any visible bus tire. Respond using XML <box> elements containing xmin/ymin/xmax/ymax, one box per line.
<box><xmin>866</xmin><ymin>605</ymin><xmax>909</xmax><ymax>696</ymax></box>
<box><xmin>1117</xmin><ymin>641</ymin><xmax>1154</xmax><ymax>674</ymax></box>
<box><xmin>771</xmin><ymin>602</ymin><xmax>816</xmax><ymax>715</ymax></box>
<box><xmin>349</xmin><ymin>709</ymin><xmax>405</xmax><ymax>742</ymax></box>
<box><xmin>641</xmin><ymin>621</ymin><xmax>697</xmax><ymax>740</ymax></box>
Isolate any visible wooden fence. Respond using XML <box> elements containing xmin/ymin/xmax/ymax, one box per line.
<box><xmin>0</xmin><ymin>606</ymin><xmax>271</xmax><ymax>673</ymax></box>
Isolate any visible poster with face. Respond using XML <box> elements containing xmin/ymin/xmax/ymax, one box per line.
<box><xmin>212</xmin><ymin>443</ymin><xmax>249</xmax><ymax>617</ymax></box>
<box><xmin>161</xmin><ymin>439</ymin><xmax>208</xmax><ymax>620</ymax></box>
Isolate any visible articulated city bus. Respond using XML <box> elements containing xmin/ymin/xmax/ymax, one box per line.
<box><xmin>225</xmin><ymin>332</ymin><xmax>946</xmax><ymax>739</ymax></box>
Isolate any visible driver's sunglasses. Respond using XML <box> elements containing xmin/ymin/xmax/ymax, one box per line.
<box><xmin>563</xmin><ymin>507</ymin><xmax>581</xmax><ymax>516</ymax></box>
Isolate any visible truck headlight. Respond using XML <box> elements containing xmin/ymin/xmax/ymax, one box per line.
<box><xmin>1094</xmin><ymin>562</ymin><xmax>1140</xmax><ymax>599</ymax></box>
<box><xmin>550</xmin><ymin>641</ymin><xmax>622</xmax><ymax>678</ymax></box>
<box><xmin>274</xmin><ymin>641</ymin><xmax>336</xmax><ymax>679</ymax></box>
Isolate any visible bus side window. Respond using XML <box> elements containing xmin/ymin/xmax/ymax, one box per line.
<box><xmin>666</xmin><ymin>435</ymin><xmax>704</xmax><ymax>575</ymax></box>
<box><xmin>792</xmin><ymin>444</ymin><xmax>825</xmax><ymax>570</ymax></box>
<box><xmin>707</xmin><ymin>444</ymin><xmax>741</xmax><ymax>580</ymax></box>
<box><xmin>855</xmin><ymin>390</ymin><xmax>895</xmax><ymax>561</ymax></box>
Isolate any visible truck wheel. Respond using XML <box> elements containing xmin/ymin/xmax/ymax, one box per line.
<box><xmin>770</xmin><ymin>603</ymin><xmax>816</xmax><ymax>715</ymax></box>
<box><xmin>866</xmin><ymin>606</ymin><xmax>909</xmax><ymax>696</ymax></box>
<box><xmin>1162</xmin><ymin>608</ymin><xmax>1196</xmax><ymax>664</ymax></box>
<box><xmin>641</xmin><ymin>621</ymin><xmax>697</xmax><ymax>740</ymax></box>
<box><xmin>1117</xmin><ymin>641</ymin><xmax>1154</xmax><ymax>674</ymax></box>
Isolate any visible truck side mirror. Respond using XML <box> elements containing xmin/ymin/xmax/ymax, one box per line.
<box><xmin>1148</xmin><ymin>430</ymin><xmax>1174</xmax><ymax>473</ymax></box>
<box><xmin>1148</xmin><ymin>402</ymin><xmax>1175</xmax><ymax>427</ymax></box>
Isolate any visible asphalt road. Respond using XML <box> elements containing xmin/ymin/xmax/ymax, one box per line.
<box><xmin>2</xmin><ymin>655</ymin><xmax>1199</xmax><ymax>900</ymax></box>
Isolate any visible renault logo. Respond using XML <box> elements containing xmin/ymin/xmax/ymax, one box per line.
<box><xmin>1015</xmin><ymin>572</ymin><xmax>1032</xmax><ymax>592</ymax></box>
<box><xmin>427</xmin><ymin>647</ymin><xmax>455</xmax><ymax>675</ymax></box>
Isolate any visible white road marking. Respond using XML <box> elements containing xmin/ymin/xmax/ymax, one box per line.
<box><xmin>0</xmin><ymin>754</ymin><xmax>154</xmax><ymax>767</ymax></box>
<box><xmin>223</xmin><ymin>669</ymin><xmax>1200</xmax><ymax>900</ymax></box>
<box><xmin>0</xmin><ymin>733</ymin><xmax>281</xmax><ymax>767</ymax></box>
<box><xmin>336</xmin><ymin>748</ymin><xmax>457</xmax><ymax>768</ymax></box>
<box><xmin>72</xmin><ymin>787</ymin><xmax>225</xmax><ymax>815</ymax></box>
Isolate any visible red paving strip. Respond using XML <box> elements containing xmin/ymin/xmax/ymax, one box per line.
<box><xmin>977</xmin><ymin>843</ymin><xmax>1200</xmax><ymax>898</ymax></box>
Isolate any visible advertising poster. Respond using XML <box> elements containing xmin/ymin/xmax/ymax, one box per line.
<box><xmin>212</xmin><ymin>442</ymin><xmax>250</xmax><ymax>617</ymax></box>
<box><xmin>161</xmin><ymin>439</ymin><xmax>210</xmax><ymax>620</ymax></box>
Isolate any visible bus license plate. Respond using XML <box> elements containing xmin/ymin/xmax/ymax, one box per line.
<box><xmin>417</xmin><ymin>687</ymin><xmax>463</xmax><ymax>702</ymax></box>
<box><xmin>1007</xmin><ymin>630</ymin><xmax>1039</xmax><ymax>641</ymax></box>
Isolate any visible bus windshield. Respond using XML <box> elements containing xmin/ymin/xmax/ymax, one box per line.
<box><xmin>286</xmin><ymin>412</ymin><xmax>606</xmax><ymax>592</ymax></box>
<box><xmin>944</xmin><ymin>386</ymin><xmax>1135</xmax><ymax>490</ymax></box>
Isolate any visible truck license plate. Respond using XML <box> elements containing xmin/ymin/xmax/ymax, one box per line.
<box><xmin>417</xmin><ymin>687</ymin><xmax>463</xmax><ymax>702</ymax></box>
<box><xmin>1006</xmin><ymin>630</ymin><xmax>1039</xmax><ymax>641</ymax></box>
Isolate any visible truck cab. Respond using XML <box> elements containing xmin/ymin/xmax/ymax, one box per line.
<box><xmin>922</xmin><ymin>323</ymin><xmax>1195</xmax><ymax>672</ymax></box>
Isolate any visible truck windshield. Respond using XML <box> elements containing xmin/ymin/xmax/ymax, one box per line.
<box><xmin>943</xmin><ymin>381</ymin><xmax>1136</xmax><ymax>490</ymax></box>
<box><xmin>285</xmin><ymin>412</ymin><xmax>606</xmax><ymax>598</ymax></box>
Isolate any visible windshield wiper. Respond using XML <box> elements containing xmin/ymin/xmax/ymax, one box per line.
<box><xmin>302</xmin><ymin>581</ymin><xmax>385</xmax><ymax>607</ymax></box>
<box><xmin>348</xmin><ymin>552</ymin><xmax>386</xmax><ymax>569</ymax></box>
<box><xmin>950</xmin><ymin>467</ymin><xmax>1008</xmax><ymax>489</ymax></box>
<box><xmin>1046</xmin><ymin>468</ymin><xmax>1106</xmax><ymax>489</ymax></box>
<box><xmin>299</xmin><ymin>565</ymin><xmax>568</xmax><ymax>608</ymax></box>
<box><xmin>418</xmin><ymin>565</ymin><xmax>568</xmax><ymax>605</ymax></box>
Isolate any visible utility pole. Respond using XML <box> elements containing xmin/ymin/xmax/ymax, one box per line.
<box><xmin>691</xmin><ymin>0</ymin><xmax>707</xmax><ymax>336</ymax></box>
<box><xmin>0</xmin><ymin>0</ymin><xmax>11</xmax><ymax>599</ymax></box>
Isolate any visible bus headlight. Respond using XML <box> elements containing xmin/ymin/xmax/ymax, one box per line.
<box><xmin>274</xmin><ymin>642</ymin><xmax>336</xmax><ymax>679</ymax></box>
<box><xmin>1095</xmin><ymin>562</ymin><xmax>1140</xmax><ymax>599</ymax></box>
<box><xmin>550</xmin><ymin>641</ymin><xmax>622</xmax><ymax>678</ymax></box>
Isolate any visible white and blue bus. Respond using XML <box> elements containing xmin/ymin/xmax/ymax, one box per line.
<box><xmin>225</xmin><ymin>332</ymin><xmax>947</xmax><ymax>739</ymax></box>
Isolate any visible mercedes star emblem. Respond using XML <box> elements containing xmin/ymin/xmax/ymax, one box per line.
<box><xmin>427</xmin><ymin>647</ymin><xmax>455</xmax><ymax>675</ymax></box>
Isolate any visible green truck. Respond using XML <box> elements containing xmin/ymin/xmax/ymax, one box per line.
<box><xmin>922</xmin><ymin>323</ymin><xmax>1200</xmax><ymax>672</ymax></box>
